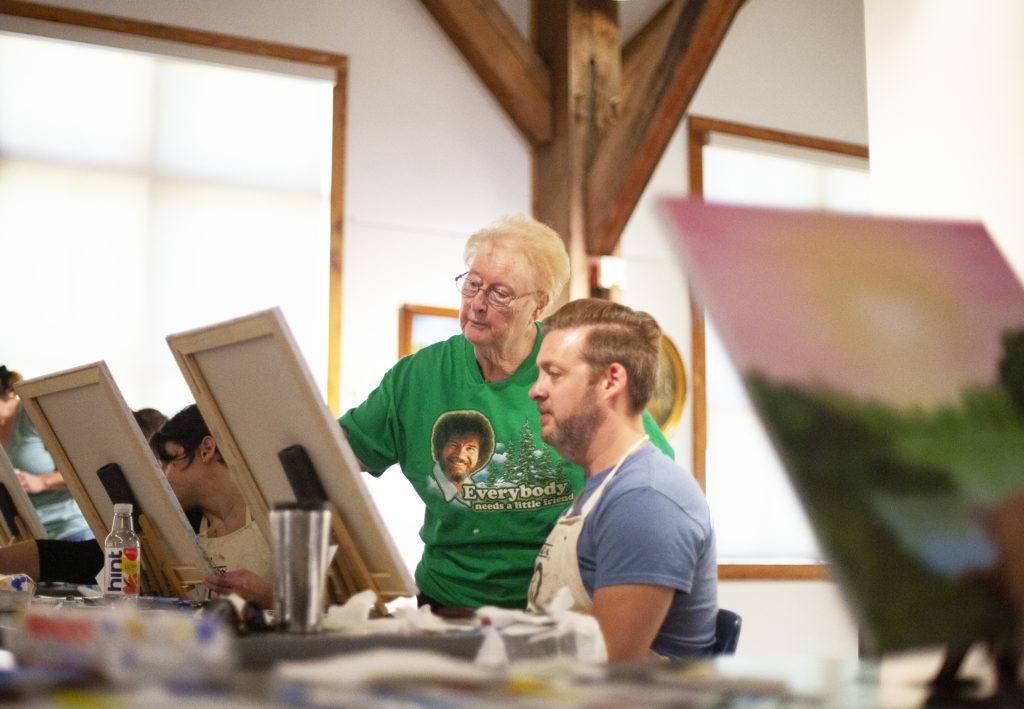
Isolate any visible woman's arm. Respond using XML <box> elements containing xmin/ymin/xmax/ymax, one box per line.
<box><xmin>0</xmin><ymin>540</ymin><xmax>42</xmax><ymax>580</ymax></box>
<box><xmin>16</xmin><ymin>469</ymin><xmax>68</xmax><ymax>493</ymax></box>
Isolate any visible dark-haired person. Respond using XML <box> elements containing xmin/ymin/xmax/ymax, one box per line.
<box><xmin>0</xmin><ymin>365</ymin><xmax>92</xmax><ymax>541</ymax></box>
<box><xmin>527</xmin><ymin>299</ymin><xmax>718</xmax><ymax>661</ymax></box>
<box><xmin>133</xmin><ymin>407</ymin><xmax>168</xmax><ymax>442</ymax></box>
<box><xmin>0</xmin><ymin>404</ymin><xmax>273</xmax><ymax>609</ymax></box>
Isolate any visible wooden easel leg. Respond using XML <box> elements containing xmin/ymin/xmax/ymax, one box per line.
<box><xmin>11</xmin><ymin>514</ymin><xmax>31</xmax><ymax>544</ymax></box>
<box><xmin>138</xmin><ymin>513</ymin><xmax>197</xmax><ymax>599</ymax></box>
<box><xmin>326</xmin><ymin>505</ymin><xmax>389</xmax><ymax>616</ymax></box>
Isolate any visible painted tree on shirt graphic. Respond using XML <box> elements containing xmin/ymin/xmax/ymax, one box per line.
<box><xmin>489</xmin><ymin>421</ymin><xmax>564</xmax><ymax>487</ymax></box>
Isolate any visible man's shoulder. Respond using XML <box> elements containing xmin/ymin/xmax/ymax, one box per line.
<box><xmin>608</xmin><ymin>448</ymin><xmax>707</xmax><ymax>511</ymax></box>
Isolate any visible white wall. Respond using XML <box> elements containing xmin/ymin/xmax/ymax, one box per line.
<box><xmin>5</xmin><ymin>0</ymin><xmax>869</xmax><ymax>658</ymax></box>
<box><xmin>863</xmin><ymin>1</ymin><xmax>1024</xmax><ymax>276</ymax></box>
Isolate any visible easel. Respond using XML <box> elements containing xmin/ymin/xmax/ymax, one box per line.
<box><xmin>14</xmin><ymin>362</ymin><xmax>216</xmax><ymax>602</ymax></box>
<box><xmin>166</xmin><ymin>307</ymin><xmax>417</xmax><ymax>615</ymax></box>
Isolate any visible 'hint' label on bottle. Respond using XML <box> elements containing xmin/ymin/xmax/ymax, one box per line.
<box><xmin>105</xmin><ymin>547</ymin><xmax>141</xmax><ymax>596</ymax></box>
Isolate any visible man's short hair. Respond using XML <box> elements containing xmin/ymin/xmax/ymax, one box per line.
<box><xmin>542</xmin><ymin>298</ymin><xmax>662</xmax><ymax>414</ymax></box>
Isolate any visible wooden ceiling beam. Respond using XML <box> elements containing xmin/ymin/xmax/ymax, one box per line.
<box><xmin>585</xmin><ymin>0</ymin><xmax>743</xmax><ymax>255</ymax></box>
<box><xmin>621</xmin><ymin>0</ymin><xmax>674</xmax><ymax>106</ymax></box>
<box><xmin>421</xmin><ymin>0</ymin><xmax>742</xmax><ymax>261</ymax></box>
<box><xmin>420</xmin><ymin>0</ymin><xmax>553</xmax><ymax>146</ymax></box>
<box><xmin>531</xmin><ymin>0</ymin><xmax>622</xmax><ymax>301</ymax></box>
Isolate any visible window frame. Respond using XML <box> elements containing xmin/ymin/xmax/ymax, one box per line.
<box><xmin>687</xmin><ymin>115</ymin><xmax>869</xmax><ymax>581</ymax></box>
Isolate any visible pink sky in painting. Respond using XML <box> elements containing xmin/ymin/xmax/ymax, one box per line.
<box><xmin>664</xmin><ymin>199</ymin><xmax>1024</xmax><ymax>410</ymax></box>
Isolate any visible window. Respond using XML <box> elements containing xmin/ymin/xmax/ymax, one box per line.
<box><xmin>687</xmin><ymin>116</ymin><xmax>870</xmax><ymax>577</ymax></box>
<box><xmin>0</xmin><ymin>27</ymin><xmax>340</xmax><ymax>415</ymax></box>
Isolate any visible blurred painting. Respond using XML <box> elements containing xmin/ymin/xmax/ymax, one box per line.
<box><xmin>663</xmin><ymin>198</ymin><xmax>1024</xmax><ymax>653</ymax></box>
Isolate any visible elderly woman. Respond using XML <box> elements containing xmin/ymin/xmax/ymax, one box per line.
<box><xmin>0</xmin><ymin>365</ymin><xmax>92</xmax><ymax>541</ymax></box>
<box><xmin>337</xmin><ymin>215</ymin><xmax>673</xmax><ymax>611</ymax></box>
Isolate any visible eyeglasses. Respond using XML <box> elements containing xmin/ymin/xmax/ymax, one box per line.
<box><xmin>455</xmin><ymin>272</ymin><xmax>534</xmax><ymax>310</ymax></box>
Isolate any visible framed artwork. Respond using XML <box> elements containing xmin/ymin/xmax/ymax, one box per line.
<box><xmin>166</xmin><ymin>307</ymin><xmax>417</xmax><ymax>610</ymax></box>
<box><xmin>399</xmin><ymin>305</ymin><xmax>460</xmax><ymax>358</ymax></box>
<box><xmin>649</xmin><ymin>335</ymin><xmax>687</xmax><ymax>436</ymax></box>
<box><xmin>0</xmin><ymin>446</ymin><xmax>48</xmax><ymax>544</ymax></box>
<box><xmin>14</xmin><ymin>362</ymin><xmax>212</xmax><ymax>598</ymax></box>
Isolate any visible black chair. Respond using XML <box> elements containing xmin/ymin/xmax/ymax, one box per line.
<box><xmin>713</xmin><ymin>608</ymin><xmax>742</xmax><ymax>655</ymax></box>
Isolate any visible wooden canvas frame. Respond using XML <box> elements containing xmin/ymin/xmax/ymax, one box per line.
<box><xmin>0</xmin><ymin>446</ymin><xmax>48</xmax><ymax>544</ymax></box>
<box><xmin>166</xmin><ymin>307</ymin><xmax>416</xmax><ymax>611</ymax></box>
<box><xmin>14</xmin><ymin>362</ymin><xmax>212</xmax><ymax>597</ymax></box>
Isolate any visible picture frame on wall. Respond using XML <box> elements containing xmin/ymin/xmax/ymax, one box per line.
<box><xmin>399</xmin><ymin>305</ymin><xmax>461</xmax><ymax>358</ymax></box>
<box><xmin>650</xmin><ymin>334</ymin><xmax>687</xmax><ymax>436</ymax></box>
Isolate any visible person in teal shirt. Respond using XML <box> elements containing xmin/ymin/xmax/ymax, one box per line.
<box><xmin>0</xmin><ymin>366</ymin><xmax>92</xmax><ymax>541</ymax></box>
<box><xmin>338</xmin><ymin>216</ymin><xmax>673</xmax><ymax>611</ymax></box>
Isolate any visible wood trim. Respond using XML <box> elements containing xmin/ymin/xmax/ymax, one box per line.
<box><xmin>687</xmin><ymin>114</ymin><xmax>868</xmax><ymax>582</ymax></box>
<box><xmin>398</xmin><ymin>305</ymin><xmax>460</xmax><ymax>359</ymax></box>
<box><xmin>688</xmin><ymin>115</ymin><xmax>870</xmax><ymax>159</ymax></box>
<box><xmin>0</xmin><ymin>0</ymin><xmax>348</xmax><ymax>68</ymax></box>
<box><xmin>719</xmin><ymin>564</ymin><xmax>832</xmax><ymax>581</ymax></box>
<box><xmin>420</xmin><ymin>0</ymin><xmax>552</xmax><ymax>146</ymax></box>
<box><xmin>327</xmin><ymin>72</ymin><xmax>347</xmax><ymax>414</ymax></box>
<box><xmin>687</xmin><ymin>116</ymin><xmax>707</xmax><ymax>489</ymax></box>
<box><xmin>0</xmin><ymin>1</ymin><xmax>349</xmax><ymax>412</ymax></box>
<box><xmin>689</xmin><ymin>293</ymin><xmax>707</xmax><ymax>488</ymax></box>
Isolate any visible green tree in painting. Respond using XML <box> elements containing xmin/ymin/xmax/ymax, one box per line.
<box><xmin>998</xmin><ymin>328</ymin><xmax>1024</xmax><ymax>419</ymax></box>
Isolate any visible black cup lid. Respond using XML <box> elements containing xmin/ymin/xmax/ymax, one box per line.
<box><xmin>272</xmin><ymin>500</ymin><xmax>329</xmax><ymax>512</ymax></box>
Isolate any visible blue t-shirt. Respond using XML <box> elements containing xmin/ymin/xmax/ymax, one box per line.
<box><xmin>576</xmin><ymin>444</ymin><xmax>718</xmax><ymax>658</ymax></box>
<box><xmin>4</xmin><ymin>406</ymin><xmax>91</xmax><ymax>540</ymax></box>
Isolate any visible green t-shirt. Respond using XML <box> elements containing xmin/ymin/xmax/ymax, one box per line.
<box><xmin>339</xmin><ymin>324</ymin><xmax>673</xmax><ymax>609</ymax></box>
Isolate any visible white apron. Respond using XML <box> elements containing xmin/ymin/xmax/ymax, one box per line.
<box><xmin>527</xmin><ymin>435</ymin><xmax>649</xmax><ymax>613</ymax></box>
<box><xmin>200</xmin><ymin>510</ymin><xmax>273</xmax><ymax>579</ymax></box>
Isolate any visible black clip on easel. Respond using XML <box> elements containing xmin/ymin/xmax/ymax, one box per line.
<box><xmin>277</xmin><ymin>444</ymin><xmax>328</xmax><ymax>506</ymax></box>
<box><xmin>96</xmin><ymin>462</ymin><xmax>141</xmax><ymax>525</ymax></box>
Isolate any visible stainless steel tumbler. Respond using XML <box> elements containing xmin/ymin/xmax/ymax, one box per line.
<box><xmin>271</xmin><ymin>500</ymin><xmax>331</xmax><ymax>633</ymax></box>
